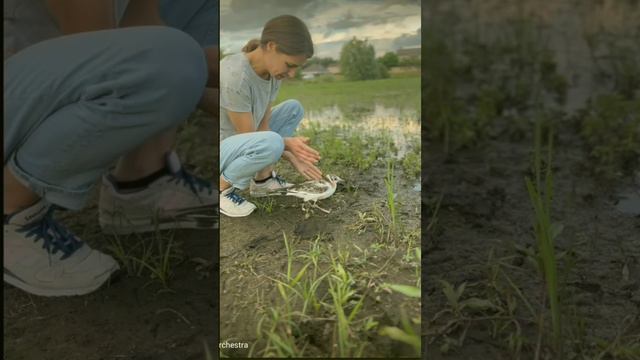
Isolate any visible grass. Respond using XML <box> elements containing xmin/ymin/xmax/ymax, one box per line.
<box><xmin>328</xmin><ymin>254</ymin><xmax>366</xmax><ymax>357</ymax></box>
<box><xmin>253</xmin><ymin>197</ymin><xmax>276</xmax><ymax>214</ymax></box>
<box><xmin>276</xmin><ymin>75</ymin><xmax>420</xmax><ymax>112</ymax></box>
<box><xmin>105</xmin><ymin>226</ymin><xmax>184</xmax><ymax>290</ymax></box>
<box><xmin>578</xmin><ymin>94</ymin><xmax>640</xmax><ymax>179</ymax></box>
<box><xmin>524</xmin><ymin>118</ymin><xmax>562</xmax><ymax>356</ymax></box>
<box><xmin>401</xmin><ymin>146</ymin><xmax>421</xmax><ymax>179</ymax></box>
<box><xmin>299</xmin><ymin>124</ymin><xmax>394</xmax><ymax>172</ymax></box>
<box><xmin>585</xmin><ymin>29</ymin><xmax>640</xmax><ymax>100</ymax></box>
<box><xmin>424</xmin><ymin>15</ymin><xmax>567</xmax><ymax>154</ymax></box>
<box><xmin>248</xmin><ymin>227</ymin><xmax>420</xmax><ymax>357</ymax></box>
<box><xmin>384</xmin><ymin>160</ymin><xmax>399</xmax><ymax>234</ymax></box>
<box><xmin>379</xmin><ymin>282</ymin><xmax>421</xmax><ymax>356</ymax></box>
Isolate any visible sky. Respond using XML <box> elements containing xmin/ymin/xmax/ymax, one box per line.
<box><xmin>220</xmin><ymin>0</ymin><xmax>421</xmax><ymax>59</ymax></box>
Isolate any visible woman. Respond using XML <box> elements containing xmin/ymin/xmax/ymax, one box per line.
<box><xmin>219</xmin><ymin>14</ymin><xmax>323</xmax><ymax>217</ymax></box>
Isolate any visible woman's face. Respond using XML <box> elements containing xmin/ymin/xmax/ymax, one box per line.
<box><xmin>264</xmin><ymin>41</ymin><xmax>307</xmax><ymax>80</ymax></box>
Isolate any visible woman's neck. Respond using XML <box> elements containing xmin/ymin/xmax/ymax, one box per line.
<box><xmin>246</xmin><ymin>49</ymin><xmax>270</xmax><ymax>80</ymax></box>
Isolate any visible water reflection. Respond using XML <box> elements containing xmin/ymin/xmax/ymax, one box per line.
<box><xmin>302</xmin><ymin>104</ymin><xmax>420</xmax><ymax>159</ymax></box>
<box><xmin>616</xmin><ymin>188</ymin><xmax>640</xmax><ymax>216</ymax></box>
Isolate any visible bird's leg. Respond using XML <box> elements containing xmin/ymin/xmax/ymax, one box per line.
<box><xmin>311</xmin><ymin>201</ymin><xmax>331</xmax><ymax>214</ymax></box>
<box><xmin>302</xmin><ymin>201</ymin><xmax>312</xmax><ymax>218</ymax></box>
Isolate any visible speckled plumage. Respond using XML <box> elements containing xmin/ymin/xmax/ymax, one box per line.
<box><xmin>285</xmin><ymin>174</ymin><xmax>343</xmax><ymax>202</ymax></box>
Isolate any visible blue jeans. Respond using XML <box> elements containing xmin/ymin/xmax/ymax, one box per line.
<box><xmin>220</xmin><ymin>100</ymin><xmax>304</xmax><ymax>190</ymax></box>
<box><xmin>4</xmin><ymin>27</ymin><xmax>208</xmax><ymax>210</ymax></box>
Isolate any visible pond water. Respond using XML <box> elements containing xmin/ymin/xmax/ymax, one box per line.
<box><xmin>616</xmin><ymin>174</ymin><xmax>640</xmax><ymax>216</ymax></box>
<box><xmin>616</xmin><ymin>190</ymin><xmax>640</xmax><ymax>216</ymax></box>
<box><xmin>303</xmin><ymin>104</ymin><xmax>420</xmax><ymax>159</ymax></box>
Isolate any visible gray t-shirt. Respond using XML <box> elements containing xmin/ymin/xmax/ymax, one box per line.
<box><xmin>3</xmin><ymin>0</ymin><xmax>128</xmax><ymax>60</ymax></box>
<box><xmin>219</xmin><ymin>52</ymin><xmax>281</xmax><ymax>141</ymax></box>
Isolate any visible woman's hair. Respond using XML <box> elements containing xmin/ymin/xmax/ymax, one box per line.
<box><xmin>242</xmin><ymin>15</ymin><xmax>314</xmax><ymax>58</ymax></box>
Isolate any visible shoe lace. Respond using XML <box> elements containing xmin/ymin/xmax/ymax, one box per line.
<box><xmin>173</xmin><ymin>169</ymin><xmax>214</xmax><ymax>196</ymax></box>
<box><xmin>225</xmin><ymin>189</ymin><xmax>246</xmax><ymax>205</ymax></box>
<box><xmin>17</xmin><ymin>206</ymin><xmax>84</xmax><ymax>260</ymax></box>
<box><xmin>273</xmin><ymin>174</ymin><xmax>288</xmax><ymax>187</ymax></box>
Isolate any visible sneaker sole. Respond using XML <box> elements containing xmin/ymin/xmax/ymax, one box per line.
<box><xmin>249</xmin><ymin>189</ymin><xmax>289</xmax><ymax>198</ymax></box>
<box><xmin>3</xmin><ymin>266</ymin><xmax>119</xmax><ymax>297</ymax></box>
<box><xmin>100</xmin><ymin>216</ymin><xmax>219</xmax><ymax>235</ymax></box>
<box><xmin>99</xmin><ymin>206</ymin><xmax>218</xmax><ymax>234</ymax></box>
<box><xmin>220</xmin><ymin>207</ymin><xmax>256</xmax><ymax>217</ymax></box>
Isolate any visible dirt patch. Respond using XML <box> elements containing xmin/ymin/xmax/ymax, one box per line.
<box><xmin>424</xmin><ymin>122</ymin><xmax>640</xmax><ymax>358</ymax></box>
<box><xmin>220</xmin><ymin>161</ymin><xmax>421</xmax><ymax>357</ymax></box>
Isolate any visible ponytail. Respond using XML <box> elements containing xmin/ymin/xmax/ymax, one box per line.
<box><xmin>242</xmin><ymin>39</ymin><xmax>261</xmax><ymax>53</ymax></box>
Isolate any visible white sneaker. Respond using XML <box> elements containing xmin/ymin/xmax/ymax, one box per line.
<box><xmin>249</xmin><ymin>171</ymin><xmax>294</xmax><ymax>197</ymax></box>
<box><xmin>99</xmin><ymin>151</ymin><xmax>218</xmax><ymax>234</ymax></box>
<box><xmin>3</xmin><ymin>199</ymin><xmax>120</xmax><ymax>297</ymax></box>
<box><xmin>220</xmin><ymin>187</ymin><xmax>256</xmax><ymax>217</ymax></box>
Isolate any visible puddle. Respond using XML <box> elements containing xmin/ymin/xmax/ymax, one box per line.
<box><xmin>413</xmin><ymin>181</ymin><xmax>421</xmax><ymax>192</ymax></box>
<box><xmin>615</xmin><ymin>188</ymin><xmax>640</xmax><ymax>216</ymax></box>
<box><xmin>303</xmin><ymin>104</ymin><xmax>420</xmax><ymax>159</ymax></box>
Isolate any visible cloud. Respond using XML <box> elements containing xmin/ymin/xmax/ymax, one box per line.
<box><xmin>221</xmin><ymin>0</ymin><xmax>421</xmax><ymax>58</ymax></box>
<box><xmin>221</xmin><ymin>0</ymin><xmax>322</xmax><ymax>32</ymax></box>
<box><xmin>391</xmin><ymin>28</ymin><xmax>421</xmax><ymax>49</ymax></box>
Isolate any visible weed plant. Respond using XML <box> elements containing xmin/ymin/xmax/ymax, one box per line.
<box><xmin>578</xmin><ymin>94</ymin><xmax>640</xmax><ymax>179</ymax></box>
<box><xmin>585</xmin><ymin>30</ymin><xmax>640</xmax><ymax>100</ymax></box>
<box><xmin>299</xmin><ymin>124</ymin><xmax>393</xmax><ymax>172</ymax></box>
<box><xmin>525</xmin><ymin>118</ymin><xmax>562</xmax><ymax>355</ymax></box>
<box><xmin>251</xmin><ymin>231</ymin><xmax>420</xmax><ymax>357</ymax></box>
<box><xmin>384</xmin><ymin>160</ymin><xmax>399</xmax><ymax>234</ymax></box>
<box><xmin>105</xmin><ymin>225</ymin><xmax>184</xmax><ymax>290</ymax></box>
<box><xmin>425</xmin><ymin>17</ymin><xmax>568</xmax><ymax>153</ymax></box>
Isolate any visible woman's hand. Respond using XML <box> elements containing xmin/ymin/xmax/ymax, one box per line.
<box><xmin>284</xmin><ymin>137</ymin><xmax>321</xmax><ymax>165</ymax></box>
<box><xmin>290</xmin><ymin>155</ymin><xmax>323</xmax><ymax>181</ymax></box>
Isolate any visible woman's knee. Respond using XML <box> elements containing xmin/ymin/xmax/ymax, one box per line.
<box><xmin>282</xmin><ymin>99</ymin><xmax>304</xmax><ymax>119</ymax></box>
<box><xmin>257</xmin><ymin>131</ymin><xmax>285</xmax><ymax>163</ymax></box>
<box><xmin>145</xmin><ymin>27</ymin><xmax>207</xmax><ymax>121</ymax></box>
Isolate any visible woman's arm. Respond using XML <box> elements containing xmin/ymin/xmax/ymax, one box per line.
<box><xmin>46</xmin><ymin>0</ymin><xmax>164</xmax><ymax>34</ymax></box>
<box><xmin>227</xmin><ymin>110</ymin><xmax>255</xmax><ymax>134</ymax></box>
<box><xmin>119</xmin><ymin>0</ymin><xmax>164</xmax><ymax>27</ymax></box>
<box><xmin>257</xmin><ymin>106</ymin><xmax>272</xmax><ymax>131</ymax></box>
<box><xmin>45</xmin><ymin>0</ymin><xmax>116</xmax><ymax>34</ymax></box>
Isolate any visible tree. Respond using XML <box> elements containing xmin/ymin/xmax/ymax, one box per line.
<box><xmin>339</xmin><ymin>37</ymin><xmax>386</xmax><ymax>81</ymax></box>
<box><xmin>399</xmin><ymin>56</ymin><xmax>421</xmax><ymax>67</ymax></box>
<box><xmin>377</xmin><ymin>59</ymin><xmax>390</xmax><ymax>79</ymax></box>
<box><xmin>379</xmin><ymin>51</ymin><xmax>399</xmax><ymax>68</ymax></box>
<box><xmin>319</xmin><ymin>57</ymin><xmax>337</xmax><ymax>67</ymax></box>
<box><xmin>303</xmin><ymin>56</ymin><xmax>336</xmax><ymax>71</ymax></box>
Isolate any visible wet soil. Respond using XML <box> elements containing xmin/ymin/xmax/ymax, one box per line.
<box><xmin>423</xmin><ymin>1</ymin><xmax>640</xmax><ymax>357</ymax></box>
<box><xmin>424</xmin><ymin>118</ymin><xmax>640</xmax><ymax>358</ymax></box>
<box><xmin>219</xmin><ymin>161</ymin><xmax>421</xmax><ymax>358</ymax></box>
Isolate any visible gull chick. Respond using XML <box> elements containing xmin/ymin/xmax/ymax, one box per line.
<box><xmin>285</xmin><ymin>175</ymin><xmax>343</xmax><ymax>212</ymax></box>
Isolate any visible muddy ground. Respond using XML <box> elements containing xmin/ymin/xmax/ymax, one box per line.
<box><xmin>424</xmin><ymin>119</ymin><xmax>640</xmax><ymax>359</ymax></box>
<box><xmin>423</xmin><ymin>0</ymin><xmax>640</xmax><ymax>358</ymax></box>
<box><xmin>3</xmin><ymin>112</ymin><xmax>219</xmax><ymax>359</ymax></box>
<box><xmin>219</xmin><ymin>140</ymin><xmax>421</xmax><ymax>357</ymax></box>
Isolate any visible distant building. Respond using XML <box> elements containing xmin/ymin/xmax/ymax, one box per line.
<box><xmin>301</xmin><ymin>63</ymin><xmax>329</xmax><ymax>80</ymax></box>
<box><xmin>396</xmin><ymin>47</ymin><xmax>421</xmax><ymax>59</ymax></box>
<box><xmin>327</xmin><ymin>65</ymin><xmax>341</xmax><ymax>75</ymax></box>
